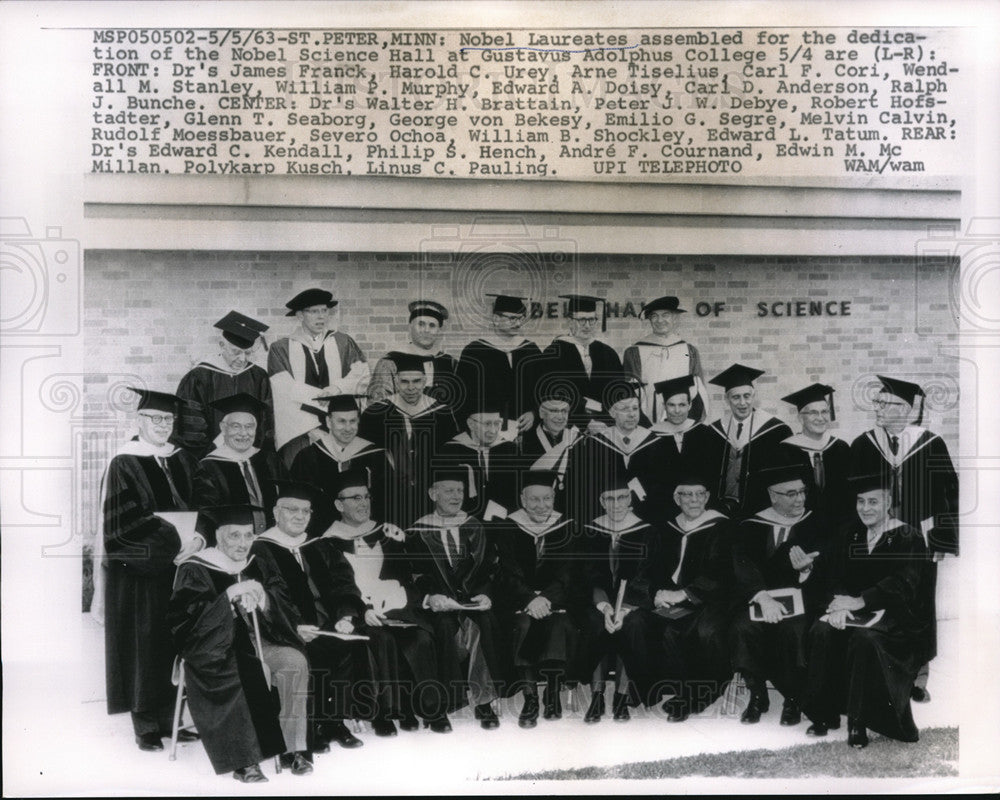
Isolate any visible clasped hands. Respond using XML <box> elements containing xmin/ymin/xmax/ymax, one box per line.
<box><xmin>427</xmin><ymin>593</ymin><xmax>491</xmax><ymax>613</ymax></box>
<box><xmin>654</xmin><ymin>589</ymin><xmax>688</xmax><ymax>609</ymax></box>
<box><xmin>599</xmin><ymin>602</ymin><xmax>630</xmax><ymax>634</ymax></box>
<box><xmin>824</xmin><ymin>594</ymin><xmax>865</xmax><ymax>630</ymax></box>
<box><xmin>226</xmin><ymin>580</ymin><xmax>266</xmax><ymax>614</ymax></box>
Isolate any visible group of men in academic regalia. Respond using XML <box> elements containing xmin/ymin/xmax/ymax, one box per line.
<box><xmin>99</xmin><ymin>287</ymin><xmax>958</xmax><ymax>783</ymax></box>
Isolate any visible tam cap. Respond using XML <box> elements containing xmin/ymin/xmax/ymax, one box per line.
<box><xmin>709</xmin><ymin>363</ymin><xmax>765</xmax><ymax>392</ymax></box>
<box><xmin>408</xmin><ymin>300</ymin><xmax>448</xmax><ymax>324</ymax></box>
<box><xmin>782</xmin><ymin>383</ymin><xmax>836</xmax><ymax>421</ymax></box>
<box><xmin>285</xmin><ymin>288</ymin><xmax>337</xmax><ymax>316</ymax></box>
<box><xmin>129</xmin><ymin>387</ymin><xmax>181</xmax><ymax>414</ymax></box>
<box><xmin>214</xmin><ymin>310</ymin><xmax>269</xmax><ymax>349</ymax></box>
<box><xmin>641</xmin><ymin>296</ymin><xmax>687</xmax><ymax>317</ymax></box>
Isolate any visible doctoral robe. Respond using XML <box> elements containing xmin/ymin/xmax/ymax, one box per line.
<box><xmin>290</xmin><ymin>436</ymin><xmax>386</xmax><ymax>530</ymax></box>
<box><xmin>622</xmin><ymin>337</ymin><xmax>706</xmax><ymax>424</ymax></box>
<box><xmin>198</xmin><ymin>447</ymin><xmax>287</xmax><ymax>533</ymax></box>
<box><xmin>436</xmin><ymin>434</ymin><xmax>520</xmax><ymax>519</ymax></box>
<box><xmin>536</xmin><ymin>337</ymin><xmax>625</xmax><ymax>427</ymax></box>
<box><xmin>367</xmin><ymin>348</ymin><xmax>459</xmax><ymax>405</ymax></box>
<box><xmin>455</xmin><ymin>337</ymin><xmax>543</xmax><ymax>423</ymax></box>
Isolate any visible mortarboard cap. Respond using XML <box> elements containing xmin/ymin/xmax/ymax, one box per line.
<box><xmin>467</xmin><ymin>397</ymin><xmax>505</xmax><ymax>418</ymax></box>
<box><xmin>759</xmin><ymin>462</ymin><xmax>809</xmax><ymax>489</ymax></box>
<box><xmin>673</xmin><ymin>474</ymin><xmax>711</xmax><ymax>491</ymax></box>
<box><xmin>709</xmin><ymin>363</ymin><xmax>765</xmax><ymax>392</ymax></box>
<box><xmin>486</xmin><ymin>294</ymin><xmax>527</xmax><ymax>316</ymax></box>
<box><xmin>431</xmin><ymin>467</ymin><xmax>469</xmax><ymax>488</ymax></box>
<box><xmin>195</xmin><ymin>504</ymin><xmax>261</xmax><ymax>544</ymax></box>
<box><xmin>534</xmin><ymin>377</ymin><xmax>578</xmax><ymax>408</ymax></box>
<box><xmin>285</xmin><ymin>288</ymin><xmax>338</xmax><ymax>316</ymax></box>
<box><xmin>782</xmin><ymin>383</ymin><xmax>836</xmax><ymax>421</ymax></box>
<box><xmin>332</xmin><ymin>468</ymin><xmax>370</xmax><ymax>496</ymax></box>
<box><xmin>210</xmin><ymin>392</ymin><xmax>268</xmax><ymax>420</ymax></box>
<box><xmin>388</xmin><ymin>351</ymin><xmax>429</xmax><ymax>374</ymax></box>
<box><xmin>875</xmin><ymin>375</ymin><xmax>924</xmax><ymax>406</ymax></box>
<box><xmin>520</xmin><ymin>469</ymin><xmax>558</xmax><ymax>493</ymax></box>
<box><xmin>129</xmin><ymin>387</ymin><xmax>181</xmax><ymax>414</ymax></box>
<box><xmin>560</xmin><ymin>293</ymin><xmax>607</xmax><ymax>332</ymax></box>
<box><xmin>654</xmin><ymin>374</ymin><xmax>696</xmax><ymax>402</ymax></box>
<box><xmin>849</xmin><ymin>473</ymin><xmax>892</xmax><ymax>496</ymax></box>
<box><xmin>603</xmin><ymin>378</ymin><xmax>641</xmax><ymax>410</ymax></box>
<box><xmin>313</xmin><ymin>394</ymin><xmax>361</xmax><ymax>414</ymax></box>
<box><xmin>597</xmin><ymin>470</ymin><xmax>632</xmax><ymax>495</ymax></box>
<box><xmin>408</xmin><ymin>300</ymin><xmax>449</xmax><ymax>324</ymax></box>
<box><xmin>214</xmin><ymin>310</ymin><xmax>268</xmax><ymax>349</ymax></box>
<box><xmin>641</xmin><ymin>296</ymin><xmax>687</xmax><ymax>317</ymax></box>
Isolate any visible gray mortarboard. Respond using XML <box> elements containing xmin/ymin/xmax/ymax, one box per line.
<box><xmin>875</xmin><ymin>375</ymin><xmax>925</xmax><ymax>424</ymax></box>
<box><xmin>782</xmin><ymin>383</ymin><xmax>836</xmax><ymax>421</ymax></box>
<box><xmin>520</xmin><ymin>469</ymin><xmax>558</xmax><ymax>493</ymax></box>
<box><xmin>560</xmin><ymin>293</ymin><xmax>607</xmax><ymax>332</ymax></box>
<box><xmin>210</xmin><ymin>392</ymin><xmax>268</xmax><ymax>420</ymax></box>
<box><xmin>285</xmin><ymin>288</ymin><xmax>338</xmax><ymax>316</ymax></box>
<box><xmin>214</xmin><ymin>310</ymin><xmax>269</xmax><ymax>350</ymax></box>
<box><xmin>709</xmin><ymin>363</ymin><xmax>766</xmax><ymax>392</ymax></box>
<box><xmin>195</xmin><ymin>504</ymin><xmax>261</xmax><ymax>544</ymax></box>
<box><xmin>408</xmin><ymin>300</ymin><xmax>449</xmax><ymax>324</ymax></box>
<box><xmin>388</xmin><ymin>351</ymin><xmax>429</xmax><ymax>374</ymax></box>
<box><xmin>486</xmin><ymin>293</ymin><xmax>528</xmax><ymax>316</ymax></box>
<box><xmin>641</xmin><ymin>295</ymin><xmax>687</xmax><ymax>317</ymax></box>
<box><xmin>849</xmin><ymin>472</ymin><xmax>892</xmax><ymax>496</ymax></box>
<box><xmin>603</xmin><ymin>378</ymin><xmax>642</xmax><ymax>410</ymax></box>
<box><xmin>759</xmin><ymin>462</ymin><xmax>810</xmax><ymax>489</ymax></box>
<box><xmin>129</xmin><ymin>387</ymin><xmax>181</xmax><ymax>414</ymax></box>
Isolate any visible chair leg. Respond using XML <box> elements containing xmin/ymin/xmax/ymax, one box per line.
<box><xmin>566</xmin><ymin>684</ymin><xmax>578</xmax><ymax>714</ymax></box>
<box><xmin>169</xmin><ymin>665</ymin><xmax>185</xmax><ymax>762</ymax></box>
<box><xmin>274</xmin><ymin>756</ymin><xmax>282</xmax><ymax>774</ymax></box>
<box><xmin>352</xmin><ymin>718</ymin><xmax>363</xmax><ymax>734</ymax></box>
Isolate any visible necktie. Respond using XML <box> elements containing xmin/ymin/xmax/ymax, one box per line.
<box><xmin>478</xmin><ymin>448</ymin><xmax>489</xmax><ymax>480</ymax></box>
<box><xmin>889</xmin><ymin>435</ymin><xmax>900</xmax><ymax>455</ymax></box>
<box><xmin>157</xmin><ymin>456</ymin><xmax>186</xmax><ymax>508</ymax></box>
<box><xmin>736</xmin><ymin>422</ymin><xmax>744</xmax><ymax>440</ymax></box>
<box><xmin>773</xmin><ymin>526</ymin><xmax>788</xmax><ymax>553</ymax></box>
<box><xmin>623</xmin><ymin>436</ymin><xmax>631</xmax><ymax>446</ymax></box>
<box><xmin>812</xmin><ymin>452</ymin><xmax>825</xmax><ymax>489</ymax></box>
<box><xmin>242</xmin><ymin>461</ymin><xmax>262</xmax><ymax>504</ymax></box>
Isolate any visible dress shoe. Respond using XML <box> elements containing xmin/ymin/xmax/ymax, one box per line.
<box><xmin>740</xmin><ymin>693</ymin><xmax>768</xmax><ymax>724</ymax></box>
<box><xmin>279</xmin><ymin>752</ymin><xmax>314</xmax><ymax>776</ymax></box>
<box><xmin>325</xmin><ymin>721</ymin><xmax>363</xmax><ymax>749</ymax></box>
<box><xmin>372</xmin><ymin>719</ymin><xmax>398</xmax><ymax>737</ymax></box>
<box><xmin>583</xmin><ymin>692</ymin><xmax>605</xmax><ymax>724</ymax></box>
<box><xmin>780</xmin><ymin>698</ymin><xmax>802</xmax><ymax>726</ymax></box>
<box><xmin>474</xmin><ymin>702</ymin><xmax>500</xmax><ymax>730</ymax></box>
<box><xmin>542</xmin><ymin>686</ymin><xmax>563</xmax><ymax>720</ymax></box>
<box><xmin>662</xmin><ymin>699</ymin><xmax>690</xmax><ymax>723</ymax></box>
<box><xmin>910</xmin><ymin>686</ymin><xmax>931</xmax><ymax>703</ymax></box>
<box><xmin>425</xmin><ymin>715</ymin><xmax>452</xmax><ymax>733</ymax></box>
<box><xmin>612</xmin><ymin>692</ymin><xmax>631</xmax><ymax>722</ymax></box>
<box><xmin>399</xmin><ymin>714</ymin><xmax>420</xmax><ymax>732</ymax></box>
<box><xmin>135</xmin><ymin>733</ymin><xmax>164</xmax><ymax>752</ymax></box>
<box><xmin>806</xmin><ymin>721</ymin><xmax>829</xmax><ymax>737</ymax></box>
<box><xmin>311</xmin><ymin>738</ymin><xmax>330</xmax><ymax>754</ymax></box>
<box><xmin>174</xmin><ymin>728</ymin><xmax>200</xmax><ymax>743</ymax></box>
<box><xmin>233</xmin><ymin>764</ymin><xmax>268</xmax><ymax>783</ymax></box>
<box><xmin>847</xmin><ymin>718</ymin><xmax>869</xmax><ymax>749</ymax></box>
<box><xmin>518</xmin><ymin>693</ymin><xmax>540</xmax><ymax>728</ymax></box>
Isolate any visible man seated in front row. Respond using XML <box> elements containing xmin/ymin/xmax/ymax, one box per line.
<box><xmin>802</xmin><ymin>474</ymin><xmax>932</xmax><ymax>748</ymax></box>
<box><xmin>729</xmin><ymin>463</ymin><xmax>832</xmax><ymax>727</ymax></box>
<box><xmin>405</xmin><ymin>470</ymin><xmax>504</xmax><ymax>729</ymax></box>
<box><xmin>168</xmin><ymin>505</ymin><xmax>311</xmax><ymax>783</ymax></box>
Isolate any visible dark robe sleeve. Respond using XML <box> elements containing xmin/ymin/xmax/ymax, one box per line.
<box><xmin>860</xmin><ymin>531</ymin><xmax>927</xmax><ymax>613</ymax></box>
<box><xmin>732</xmin><ymin>522</ymin><xmax>768</xmax><ymax>603</ymax></box>
<box><xmin>494</xmin><ymin>527</ymin><xmax>536</xmax><ymax>611</ymax></box>
<box><xmin>310</xmin><ymin>540</ymin><xmax>368</xmax><ymax>623</ymax></box>
<box><xmin>168</xmin><ymin>563</ymin><xmax>238</xmax><ymax>665</ymax></box>
<box><xmin>683</xmin><ymin>521</ymin><xmax>731</xmax><ymax>606</ymax></box>
<box><xmin>926</xmin><ymin>436</ymin><xmax>959</xmax><ymax>555</ymax></box>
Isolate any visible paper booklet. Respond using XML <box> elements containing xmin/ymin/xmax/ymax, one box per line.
<box><xmin>820</xmin><ymin>608</ymin><xmax>886</xmax><ymax>628</ymax></box>
<box><xmin>313</xmin><ymin>631</ymin><xmax>370</xmax><ymax>641</ymax></box>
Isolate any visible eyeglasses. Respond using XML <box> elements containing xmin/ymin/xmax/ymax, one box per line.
<box><xmin>496</xmin><ymin>313</ymin><xmax>525</xmax><ymax>322</ymax></box>
<box><xmin>338</xmin><ymin>493</ymin><xmax>371</xmax><ymax>502</ymax></box>
<box><xmin>873</xmin><ymin>400</ymin><xmax>907</xmax><ymax>409</ymax></box>
<box><xmin>675</xmin><ymin>490</ymin><xmax>708</xmax><ymax>499</ymax></box>
<box><xmin>139</xmin><ymin>413</ymin><xmax>174</xmax><ymax>425</ymax></box>
<box><xmin>770</xmin><ymin>488</ymin><xmax>808</xmax><ymax>499</ymax></box>
<box><xmin>277</xmin><ymin>505</ymin><xmax>312</xmax><ymax>516</ymax></box>
<box><xmin>800</xmin><ymin>410</ymin><xmax>830</xmax><ymax>418</ymax></box>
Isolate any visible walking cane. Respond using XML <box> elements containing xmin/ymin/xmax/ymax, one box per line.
<box><xmin>248</xmin><ymin>593</ymin><xmax>281</xmax><ymax>773</ymax></box>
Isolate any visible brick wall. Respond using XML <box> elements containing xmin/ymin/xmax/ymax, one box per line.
<box><xmin>80</xmin><ymin>250</ymin><xmax>959</xmax><ymax>605</ymax></box>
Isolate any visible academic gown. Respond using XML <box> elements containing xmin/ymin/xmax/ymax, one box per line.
<box><xmin>175</xmin><ymin>358</ymin><xmax>274</xmax><ymax>457</ymax></box>
<box><xmin>804</xmin><ymin>520</ymin><xmax>932</xmax><ymax>741</ymax></box>
<box><xmin>779</xmin><ymin>434</ymin><xmax>853</xmax><ymax>526</ymax></box>
<box><xmin>563</xmin><ymin>427</ymin><xmax>668</xmax><ymax>525</ymax></box>
<box><xmin>644</xmin><ymin>421</ymin><xmax>719</xmax><ymax>523</ymax></box>
<box><xmin>167</xmin><ymin>549</ymin><xmax>300</xmax><ymax>774</ymax></box>
<box><xmin>358</xmin><ymin>395</ymin><xmax>460</xmax><ymax>527</ymax></box>
<box><xmin>455</xmin><ymin>337</ymin><xmax>544</xmax><ymax>423</ymax></box>
<box><xmin>575</xmin><ymin>514</ymin><xmax>657</xmax><ymax>702</ymax></box>
<box><xmin>646</xmin><ymin>511</ymin><xmax>733</xmax><ymax>710</ymax></box>
<box><xmin>436</xmin><ymin>434</ymin><xmax>521</xmax><ymax>519</ymax></box>
<box><xmin>367</xmin><ymin>349</ymin><xmax>459</xmax><ymax>405</ymax></box>
<box><xmin>623</xmin><ymin>338</ymin><xmax>706</xmax><ymax>424</ymax></box>
<box><xmin>198</xmin><ymin>447</ymin><xmax>287</xmax><ymax>533</ymax></box>
<box><xmin>537</xmin><ymin>337</ymin><xmax>625</xmax><ymax>427</ymax></box>
<box><xmin>490</xmin><ymin>511</ymin><xmax>582</xmax><ymax>684</ymax></box>
<box><xmin>518</xmin><ymin>424</ymin><xmax>582</xmax><ymax>513</ymax></box>
<box><xmin>405</xmin><ymin>513</ymin><xmax>503</xmax><ymax>711</ymax></box>
<box><xmin>251</xmin><ymin>531</ymin><xmax>376</xmax><ymax>723</ymax></box>
<box><xmin>706</xmin><ymin>412</ymin><xmax>793</xmax><ymax>518</ymax></box>
<box><xmin>290</xmin><ymin>436</ymin><xmax>386</xmax><ymax>530</ymax></box>
<box><xmin>321</xmin><ymin>522</ymin><xmax>444</xmax><ymax>720</ymax></box>
<box><xmin>102</xmin><ymin>442</ymin><xmax>219</xmax><ymax>719</ymax></box>
<box><xmin>729</xmin><ymin>509</ymin><xmax>833</xmax><ymax>702</ymax></box>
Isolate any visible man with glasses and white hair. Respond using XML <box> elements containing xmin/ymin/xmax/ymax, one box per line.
<box><xmin>176</xmin><ymin>311</ymin><xmax>273</xmax><ymax>457</ymax></box>
<box><xmin>101</xmin><ymin>387</ymin><xmax>218</xmax><ymax>752</ymax></box>
<box><xmin>849</xmin><ymin>375</ymin><xmax>958</xmax><ymax>704</ymax></box>
<box><xmin>728</xmin><ymin>462</ymin><xmax>833</xmax><ymax>728</ymax></box>
<box><xmin>268</xmin><ymin>288</ymin><xmax>369</xmax><ymax>468</ymax></box>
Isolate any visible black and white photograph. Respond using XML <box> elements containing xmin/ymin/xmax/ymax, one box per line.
<box><xmin>1</xmin><ymin>1</ymin><xmax>998</xmax><ymax>795</ymax></box>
